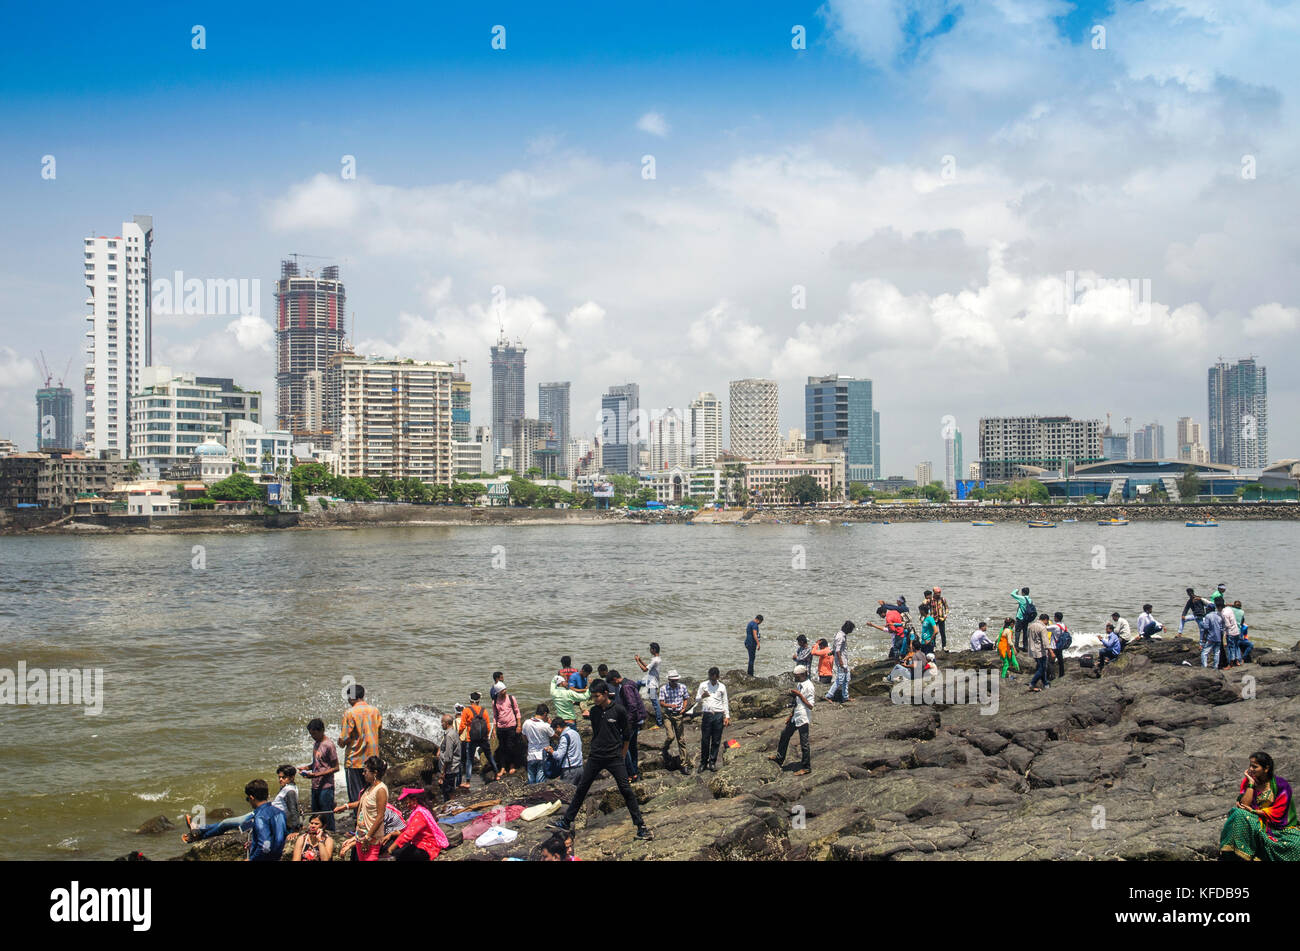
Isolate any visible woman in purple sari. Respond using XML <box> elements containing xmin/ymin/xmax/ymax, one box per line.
<box><xmin>1220</xmin><ymin>752</ymin><xmax>1300</xmax><ymax>861</ymax></box>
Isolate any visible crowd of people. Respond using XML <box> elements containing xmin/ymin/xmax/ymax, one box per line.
<box><xmin>184</xmin><ymin>579</ymin><xmax>1268</xmax><ymax>861</ymax></box>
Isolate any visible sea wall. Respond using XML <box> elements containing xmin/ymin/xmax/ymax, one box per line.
<box><xmin>746</xmin><ymin>502</ymin><xmax>1300</xmax><ymax>523</ymax></box>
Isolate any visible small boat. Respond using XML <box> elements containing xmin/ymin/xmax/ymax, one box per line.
<box><xmin>1186</xmin><ymin>519</ymin><xmax>1218</xmax><ymax>527</ymax></box>
<box><xmin>1062</xmin><ymin>518</ymin><xmax>1077</xmax><ymax>523</ymax></box>
<box><xmin>1027</xmin><ymin>520</ymin><xmax>1056</xmax><ymax>528</ymax></box>
<box><xmin>971</xmin><ymin>520</ymin><xmax>995</xmax><ymax>526</ymax></box>
<box><xmin>1098</xmin><ymin>518</ymin><xmax>1129</xmax><ymax>526</ymax></box>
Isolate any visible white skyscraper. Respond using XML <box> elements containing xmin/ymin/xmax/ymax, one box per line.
<box><xmin>650</xmin><ymin>407</ymin><xmax>689</xmax><ymax>470</ymax></box>
<box><xmin>688</xmin><ymin>391</ymin><xmax>723</xmax><ymax>466</ymax></box>
<box><xmin>84</xmin><ymin>215</ymin><xmax>153</xmax><ymax>456</ymax></box>
<box><xmin>915</xmin><ymin>461</ymin><xmax>933</xmax><ymax>486</ymax></box>
<box><xmin>729</xmin><ymin>378</ymin><xmax>779</xmax><ymax>461</ymax></box>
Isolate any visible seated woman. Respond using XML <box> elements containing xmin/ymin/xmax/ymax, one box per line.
<box><xmin>1220</xmin><ymin>751</ymin><xmax>1300</xmax><ymax>861</ymax></box>
<box><xmin>389</xmin><ymin>779</ymin><xmax>449</xmax><ymax>861</ymax></box>
<box><xmin>292</xmin><ymin>815</ymin><xmax>334</xmax><ymax>862</ymax></box>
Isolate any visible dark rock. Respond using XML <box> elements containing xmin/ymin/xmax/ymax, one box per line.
<box><xmin>135</xmin><ymin>815</ymin><xmax>174</xmax><ymax>835</ymax></box>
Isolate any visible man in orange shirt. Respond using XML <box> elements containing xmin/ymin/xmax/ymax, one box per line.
<box><xmin>457</xmin><ymin>691</ymin><xmax>498</xmax><ymax>788</ymax></box>
<box><xmin>338</xmin><ymin>684</ymin><xmax>382</xmax><ymax>806</ymax></box>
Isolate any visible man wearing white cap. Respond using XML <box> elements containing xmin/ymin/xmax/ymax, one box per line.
<box><xmin>769</xmin><ymin>665</ymin><xmax>814</xmax><ymax>775</ymax></box>
<box><xmin>658</xmin><ymin>670</ymin><xmax>692</xmax><ymax>774</ymax></box>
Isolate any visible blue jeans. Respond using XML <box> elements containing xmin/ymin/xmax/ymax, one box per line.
<box><xmin>1240</xmin><ymin>638</ymin><xmax>1254</xmax><ymax>662</ymax></box>
<box><xmin>828</xmin><ymin>661</ymin><xmax>850</xmax><ymax>701</ymax></box>
<box><xmin>637</xmin><ymin>680</ymin><xmax>663</xmax><ymax>726</ymax></box>
<box><xmin>890</xmin><ymin>634</ymin><xmax>905</xmax><ymax>658</ymax></box>
<box><xmin>527</xmin><ymin>760</ymin><xmax>548</xmax><ymax>784</ymax></box>
<box><xmin>462</xmin><ymin>739</ymin><xmax>498</xmax><ymax>781</ymax></box>
<box><xmin>1225</xmin><ymin>635</ymin><xmax>1241</xmax><ymax>663</ymax></box>
<box><xmin>310</xmin><ymin>786</ymin><xmax>335</xmax><ymax>831</ymax></box>
<box><xmin>746</xmin><ymin>642</ymin><xmax>757</xmax><ymax>676</ymax></box>
<box><xmin>197</xmin><ymin>812</ymin><xmax>252</xmax><ymax>839</ymax></box>
<box><xmin>1030</xmin><ymin>656</ymin><xmax>1050</xmax><ymax>689</ymax></box>
<box><xmin>1201</xmin><ymin>642</ymin><xmax>1221</xmax><ymax>667</ymax></box>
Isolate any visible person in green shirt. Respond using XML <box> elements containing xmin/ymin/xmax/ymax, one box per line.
<box><xmin>1011</xmin><ymin>587</ymin><xmax>1033</xmax><ymax>651</ymax></box>
<box><xmin>549</xmin><ymin>675</ymin><xmax>590</xmax><ymax>728</ymax></box>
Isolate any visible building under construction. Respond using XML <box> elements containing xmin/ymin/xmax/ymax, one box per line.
<box><xmin>275</xmin><ymin>260</ymin><xmax>346</xmax><ymax>441</ymax></box>
<box><xmin>36</xmin><ymin>386</ymin><xmax>74</xmax><ymax>450</ymax></box>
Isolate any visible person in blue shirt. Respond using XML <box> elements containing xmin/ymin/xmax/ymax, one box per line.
<box><xmin>568</xmin><ymin>664</ymin><xmax>592</xmax><ymax>690</ymax></box>
<box><xmin>1095</xmin><ymin>624</ymin><xmax>1123</xmax><ymax>678</ymax></box>
<box><xmin>1200</xmin><ymin>608</ymin><xmax>1225</xmax><ymax>668</ymax></box>
<box><xmin>745</xmin><ymin>614</ymin><xmax>764</xmax><ymax>676</ymax></box>
<box><xmin>245</xmin><ymin>778</ymin><xmax>287</xmax><ymax>862</ymax></box>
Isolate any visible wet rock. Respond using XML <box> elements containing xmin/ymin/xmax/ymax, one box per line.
<box><xmin>135</xmin><ymin>815</ymin><xmax>174</xmax><ymax>835</ymax></box>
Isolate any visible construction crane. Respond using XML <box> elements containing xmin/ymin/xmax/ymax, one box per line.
<box><xmin>453</xmin><ymin>357</ymin><xmax>469</xmax><ymax>375</ymax></box>
<box><xmin>37</xmin><ymin>351</ymin><xmax>52</xmax><ymax>388</ymax></box>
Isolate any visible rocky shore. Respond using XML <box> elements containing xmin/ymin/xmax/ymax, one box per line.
<box><xmin>165</xmin><ymin>638</ymin><xmax>1294</xmax><ymax>861</ymax></box>
<box><xmin>746</xmin><ymin>501</ymin><xmax>1300</xmax><ymax>524</ymax></box>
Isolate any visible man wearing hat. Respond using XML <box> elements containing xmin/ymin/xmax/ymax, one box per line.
<box><xmin>932</xmin><ymin>586</ymin><xmax>949</xmax><ymax>650</ymax></box>
<box><xmin>658</xmin><ymin>670</ymin><xmax>692</xmax><ymax>774</ymax></box>
<box><xmin>769</xmin><ymin>665</ymin><xmax>814</xmax><ymax>775</ymax></box>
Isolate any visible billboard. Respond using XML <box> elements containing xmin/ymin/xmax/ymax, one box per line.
<box><xmin>266</xmin><ymin>482</ymin><xmax>289</xmax><ymax>505</ymax></box>
<box><xmin>592</xmin><ymin>482</ymin><xmax>615</xmax><ymax>498</ymax></box>
<box><xmin>955</xmin><ymin>479</ymin><xmax>985</xmax><ymax>500</ymax></box>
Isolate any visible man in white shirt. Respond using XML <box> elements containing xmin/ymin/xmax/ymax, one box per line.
<box><xmin>692</xmin><ymin>667</ymin><xmax>730</xmax><ymax>772</ymax></box>
<box><xmin>1136</xmin><ymin>604</ymin><xmax>1163</xmax><ymax>639</ymax></box>
<box><xmin>769</xmin><ymin>665</ymin><xmax>814</xmax><ymax>774</ymax></box>
<box><xmin>1111</xmin><ymin>613</ymin><xmax>1135</xmax><ymax>645</ymax></box>
<box><xmin>523</xmin><ymin>703</ymin><xmax>558</xmax><ymax>785</ymax></box>
<box><xmin>970</xmin><ymin>622</ymin><xmax>995</xmax><ymax>651</ymax></box>
<box><xmin>635</xmin><ymin>643</ymin><xmax>664</xmax><ymax>730</ymax></box>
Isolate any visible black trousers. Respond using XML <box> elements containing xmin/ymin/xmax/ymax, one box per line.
<box><xmin>1015</xmin><ymin>616</ymin><xmax>1029</xmax><ymax>651</ymax></box>
<box><xmin>700</xmin><ymin>712</ymin><xmax>725</xmax><ymax>766</ymax></box>
<box><xmin>496</xmin><ymin>726</ymin><xmax>522</xmax><ymax>770</ymax></box>
<box><xmin>775</xmin><ymin>720</ymin><xmax>811</xmax><ymax>769</ymax></box>
<box><xmin>562</xmin><ymin>752</ymin><xmax>644</xmax><ymax>828</ymax></box>
<box><xmin>936</xmin><ymin>620</ymin><xmax>947</xmax><ymax>648</ymax></box>
<box><xmin>393</xmin><ymin>842</ymin><xmax>430</xmax><ymax>861</ymax></box>
<box><xmin>1056</xmin><ymin>649</ymin><xmax>1067</xmax><ymax>678</ymax></box>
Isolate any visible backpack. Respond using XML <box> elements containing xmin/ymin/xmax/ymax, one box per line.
<box><xmin>1022</xmin><ymin>600</ymin><xmax>1037</xmax><ymax>620</ymax></box>
<box><xmin>1054</xmin><ymin>623</ymin><xmax>1072</xmax><ymax>651</ymax></box>
<box><xmin>469</xmin><ymin>706</ymin><xmax>489</xmax><ymax>744</ymax></box>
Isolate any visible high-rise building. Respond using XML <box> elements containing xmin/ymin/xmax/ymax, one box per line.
<box><xmin>804</xmin><ymin>374</ymin><xmax>876</xmax><ymax>482</ymax></box>
<box><xmin>538</xmin><ymin>382</ymin><xmax>571</xmax><ymax>452</ymax></box>
<box><xmin>650</xmin><ymin>407</ymin><xmax>688</xmax><ymax>470</ymax></box>
<box><xmin>128</xmin><ymin>367</ymin><xmax>225</xmax><ymax>478</ymax></box>
<box><xmin>1208</xmin><ymin>358</ymin><xmax>1268</xmax><ymax>468</ymax></box>
<box><xmin>729</xmin><ymin>378</ymin><xmax>779</xmax><ymax>461</ymax></box>
<box><xmin>600</xmin><ymin>383</ymin><xmax>640</xmax><ymax>474</ymax></box>
<box><xmin>967</xmin><ymin>461</ymin><xmax>982</xmax><ymax>481</ymax></box>
<box><xmin>196</xmin><ymin>376</ymin><xmax>262</xmax><ymax>444</ymax></box>
<box><xmin>490</xmin><ymin>331</ymin><xmax>527</xmax><ymax>469</ymax></box>
<box><xmin>977</xmin><ymin>416</ymin><xmax>1104</xmax><ymax>481</ymax></box>
<box><xmin>37</xmin><ymin>386</ymin><xmax>74</xmax><ymax>449</ymax></box>
<box><xmin>915</xmin><ymin>461</ymin><xmax>933</xmax><ymax>486</ymax></box>
<box><xmin>275</xmin><ymin>260</ymin><xmax>346</xmax><ymax>439</ymax></box>
<box><xmin>451</xmin><ymin>375</ymin><xmax>472</xmax><ymax>442</ymax></box>
<box><xmin>331</xmin><ymin>356</ymin><xmax>454</xmax><ymax>484</ymax></box>
<box><xmin>1101</xmin><ymin>429</ymin><xmax>1130</xmax><ymax>461</ymax></box>
<box><xmin>1176</xmin><ymin>417</ymin><xmax>1209</xmax><ymax>464</ymax></box>
<box><xmin>1132</xmin><ymin>422</ymin><xmax>1165</xmax><ymax>460</ymax></box>
<box><xmin>688</xmin><ymin>392</ymin><xmax>723</xmax><ymax>467</ymax></box>
<box><xmin>511</xmin><ymin>417</ymin><xmax>545</xmax><ymax>475</ymax></box>
<box><xmin>944</xmin><ymin>429</ymin><xmax>963</xmax><ymax>492</ymax></box>
<box><xmin>84</xmin><ymin>215</ymin><xmax>153</xmax><ymax>457</ymax></box>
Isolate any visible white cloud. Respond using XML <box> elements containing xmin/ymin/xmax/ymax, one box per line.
<box><xmin>1244</xmin><ymin>303</ymin><xmax>1299</xmax><ymax>337</ymax></box>
<box><xmin>637</xmin><ymin>111</ymin><xmax>669</xmax><ymax>136</ymax></box>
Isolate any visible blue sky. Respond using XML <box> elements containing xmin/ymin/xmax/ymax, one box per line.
<box><xmin>2</xmin><ymin>0</ymin><xmax>1296</xmax><ymax>469</ymax></box>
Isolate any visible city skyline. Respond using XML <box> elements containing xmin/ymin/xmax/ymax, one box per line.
<box><xmin>3</xmin><ymin>2</ymin><xmax>1298</xmax><ymax>470</ymax></box>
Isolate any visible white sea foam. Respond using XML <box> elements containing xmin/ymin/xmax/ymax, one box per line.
<box><xmin>135</xmin><ymin>789</ymin><xmax>170</xmax><ymax>802</ymax></box>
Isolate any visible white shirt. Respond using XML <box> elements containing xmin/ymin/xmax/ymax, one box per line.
<box><xmin>1136</xmin><ymin>611</ymin><xmax>1160</xmax><ymax>636</ymax></box>
<box><xmin>970</xmin><ymin>629</ymin><xmax>993</xmax><ymax>650</ymax></box>
<box><xmin>1221</xmin><ymin>606</ymin><xmax>1240</xmax><ymax>638</ymax></box>
<box><xmin>695</xmin><ymin>680</ymin><xmax>730</xmax><ymax>717</ymax></box>
<box><xmin>790</xmin><ymin>679</ymin><xmax>815</xmax><ymax>727</ymax></box>
<box><xmin>522</xmin><ymin>717</ymin><xmax>555</xmax><ymax>761</ymax></box>
<box><xmin>1113</xmin><ymin>617</ymin><xmax>1134</xmax><ymax>644</ymax></box>
<box><xmin>645</xmin><ymin>655</ymin><xmax>661</xmax><ymax>689</ymax></box>
<box><xmin>832</xmin><ymin>629</ymin><xmax>848</xmax><ymax>667</ymax></box>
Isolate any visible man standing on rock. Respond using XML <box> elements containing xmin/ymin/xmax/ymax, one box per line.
<box><xmin>659</xmin><ymin>670</ymin><xmax>693</xmax><ymax>773</ymax></box>
<box><xmin>1027</xmin><ymin>613</ymin><xmax>1053</xmax><ymax>691</ymax></box>
<box><xmin>1200</xmin><ymin>605</ymin><xmax>1224</xmax><ymax>668</ymax></box>
<box><xmin>301</xmin><ymin>718</ymin><xmax>339</xmax><ymax>832</ymax></box>
<box><xmin>769</xmin><ymin>665</ymin><xmax>814</xmax><ymax>775</ymax></box>
<box><xmin>1011</xmin><ymin>587</ymin><xmax>1034</xmax><ymax>652</ymax></box>
<box><xmin>549</xmin><ymin>679</ymin><xmax>653</xmax><ymax>841</ymax></box>
<box><xmin>932</xmin><ymin>587</ymin><xmax>949</xmax><ymax>650</ymax></box>
<box><xmin>693</xmin><ymin>667</ymin><xmax>730</xmax><ymax>771</ymax></box>
<box><xmin>437</xmin><ymin>713</ymin><xmax>461</xmax><ymax>801</ymax></box>
<box><xmin>825</xmin><ymin>621</ymin><xmax>856</xmax><ymax>704</ymax></box>
<box><xmin>610</xmin><ymin>669</ymin><xmax>646</xmax><ymax>782</ymax></box>
<box><xmin>338</xmin><ymin>684</ymin><xmax>382</xmax><ymax>808</ymax></box>
<box><xmin>745</xmin><ymin>614</ymin><xmax>764</xmax><ymax>676</ymax></box>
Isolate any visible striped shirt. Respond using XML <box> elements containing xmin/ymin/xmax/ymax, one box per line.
<box><xmin>340</xmin><ymin>701</ymin><xmax>382</xmax><ymax>768</ymax></box>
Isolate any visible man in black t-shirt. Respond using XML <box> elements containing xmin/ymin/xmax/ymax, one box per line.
<box><xmin>549</xmin><ymin>680</ymin><xmax>653</xmax><ymax>841</ymax></box>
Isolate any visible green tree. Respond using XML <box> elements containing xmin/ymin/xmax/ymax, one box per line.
<box><xmin>292</xmin><ymin>462</ymin><xmax>332</xmax><ymax>494</ymax></box>
<box><xmin>526</xmin><ymin>466</ymin><xmax>543</xmax><ymax>478</ymax></box>
<box><xmin>508</xmin><ymin>475</ymin><xmax>540</xmax><ymax>507</ymax></box>
<box><xmin>452</xmin><ymin>481</ymin><xmax>486</xmax><ymax>505</ymax></box>
<box><xmin>921</xmin><ymin>481</ymin><xmax>950</xmax><ymax>503</ymax></box>
<box><xmin>783</xmin><ymin>474</ymin><xmax>825</xmax><ymax>505</ymax></box>
<box><xmin>124</xmin><ymin>460</ymin><xmax>142</xmax><ymax>479</ymax></box>
<box><xmin>1176</xmin><ymin>467</ymin><xmax>1202</xmax><ymax>501</ymax></box>
<box><xmin>207</xmin><ymin>472</ymin><xmax>265</xmax><ymax>502</ymax></box>
<box><xmin>373</xmin><ymin>475</ymin><xmax>395</xmax><ymax>499</ymax></box>
<box><xmin>632</xmin><ymin>487</ymin><xmax>657</xmax><ymax>507</ymax></box>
